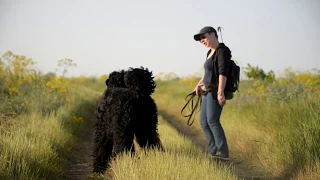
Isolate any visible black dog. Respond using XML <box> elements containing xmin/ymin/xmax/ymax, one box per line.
<box><xmin>92</xmin><ymin>67</ymin><xmax>164</xmax><ymax>173</ymax></box>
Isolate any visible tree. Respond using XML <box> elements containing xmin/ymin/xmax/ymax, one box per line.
<box><xmin>44</xmin><ymin>72</ymin><xmax>56</xmax><ymax>81</ymax></box>
<box><xmin>243</xmin><ymin>63</ymin><xmax>275</xmax><ymax>82</ymax></box>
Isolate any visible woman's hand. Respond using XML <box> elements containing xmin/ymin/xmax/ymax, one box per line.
<box><xmin>217</xmin><ymin>92</ymin><xmax>226</xmax><ymax>106</ymax></box>
<box><xmin>193</xmin><ymin>85</ymin><xmax>200</xmax><ymax>96</ymax></box>
<box><xmin>194</xmin><ymin>75</ymin><xmax>204</xmax><ymax>96</ymax></box>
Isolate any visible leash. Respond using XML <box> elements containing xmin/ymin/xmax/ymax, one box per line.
<box><xmin>181</xmin><ymin>91</ymin><xmax>202</xmax><ymax>126</ymax></box>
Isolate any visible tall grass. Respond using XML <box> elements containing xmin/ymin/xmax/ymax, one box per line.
<box><xmin>223</xmin><ymin>70</ymin><xmax>320</xmax><ymax>179</ymax></box>
<box><xmin>152</xmin><ymin>69</ymin><xmax>320</xmax><ymax>179</ymax></box>
<box><xmin>102</xmin><ymin>117</ymin><xmax>238</xmax><ymax>180</ymax></box>
<box><xmin>0</xmin><ymin>51</ymin><xmax>102</xmax><ymax>179</ymax></box>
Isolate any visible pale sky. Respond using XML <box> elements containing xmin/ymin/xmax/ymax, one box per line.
<box><xmin>0</xmin><ymin>0</ymin><xmax>319</xmax><ymax>78</ymax></box>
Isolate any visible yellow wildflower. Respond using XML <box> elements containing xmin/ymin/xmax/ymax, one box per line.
<box><xmin>73</xmin><ymin>116</ymin><xmax>84</xmax><ymax>123</ymax></box>
<box><xmin>9</xmin><ymin>87</ymin><xmax>19</xmax><ymax>95</ymax></box>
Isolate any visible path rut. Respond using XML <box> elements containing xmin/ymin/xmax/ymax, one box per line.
<box><xmin>65</xmin><ymin>122</ymin><xmax>105</xmax><ymax>180</ymax></box>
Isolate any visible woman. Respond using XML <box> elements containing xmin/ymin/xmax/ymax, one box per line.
<box><xmin>193</xmin><ymin>26</ymin><xmax>232</xmax><ymax>161</ymax></box>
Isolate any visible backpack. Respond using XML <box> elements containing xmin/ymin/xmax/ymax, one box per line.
<box><xmin>208</xmin><ymin>46</ymin><xmax>240</xmax><ymax>99</ymax></box>
<box><xmin>221</xmin><ymin>59</ymin><xmax>240</xmax><ymax>93</ymax></box>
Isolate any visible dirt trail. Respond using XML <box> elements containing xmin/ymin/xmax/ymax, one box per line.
<box><xmin>64</xmin><ymin>110</ymin><xmax>268</xmax><ymax>180</ymax></box>
<box><xmin>65</xmin><ymin>123</ymin><xmax>104</xmax><ymax>180</ymax></box>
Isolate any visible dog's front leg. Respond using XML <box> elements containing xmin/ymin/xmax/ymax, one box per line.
<box><xmin>112</xmin><ymin>116</ymin><xmax>135</xmax><ymax>156</ymax></box>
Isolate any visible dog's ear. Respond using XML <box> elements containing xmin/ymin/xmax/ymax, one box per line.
<box><xmin>105</xmin><ymin>79</ymin><xmax>109</xmax><ymax>86</ymax></box>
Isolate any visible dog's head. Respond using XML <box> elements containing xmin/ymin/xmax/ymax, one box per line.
<box><xmin>124</xmin><ymin>66</ymin><xmax>156</xmax><ymax>96</ymax></box>
<box><xmin>105</xmin><ymin>69</ymin><xmax>126</xmax><ymax>88</ymax></box>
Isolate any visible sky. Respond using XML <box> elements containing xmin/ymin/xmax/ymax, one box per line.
<box><xmin>0</xmin><ymin>0</ymin><xmax>319</xmax><ymax>78</ymax></box>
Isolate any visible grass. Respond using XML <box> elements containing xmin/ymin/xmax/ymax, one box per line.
<box><xmin>223</xmin><ymin>93</ymin><xmax>320</xmax><ymax>178</ymax></box>
<box><xmin>0</xmin><ymin>51</ymin><xmax>103</xmax><ymax>179</ymax></box>
<box><xmin>101</xmin><ymin>117</ymin><xmax>238</xmax><ymax>180</ymax></box>
<box><xmin>152</xmin><ymin>70</ymin><xmax>320</xmax><ymax>179</ymax></box>
<box><xmin>0</xmin><ymin>85</ymin><xmax>101</xmax><ymax>180</ymax></box>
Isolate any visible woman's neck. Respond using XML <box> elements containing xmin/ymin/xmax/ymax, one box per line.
<box><xmin>210</xmin><ymin>40</ymin><xmax>220</xmax><ymax>51</ymax></box>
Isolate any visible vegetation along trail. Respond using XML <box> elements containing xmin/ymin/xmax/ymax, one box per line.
<box><xmin>153</xmin><ymin>70</ymin><xmax>320</xmax><ymax>180</ymax></box>
<box><xmin>1</xmin><ymin>51</ymin><xmax>319</xmax><ymax>180</ymax></box>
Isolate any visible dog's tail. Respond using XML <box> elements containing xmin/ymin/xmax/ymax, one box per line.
<box><xmin>181</xmin><ymin>91</ymin><xmax>202</xmax><ymax>126</ymax></box>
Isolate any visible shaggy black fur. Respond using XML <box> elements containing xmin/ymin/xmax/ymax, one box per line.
<box><xmin>92</xmin><ymin>67</ymin><xmax>164</xmax><ymax>173</ymax></box>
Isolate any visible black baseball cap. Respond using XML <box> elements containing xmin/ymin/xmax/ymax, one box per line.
<box><xmin>193</xmin><ymin>26</ymin><xmax>217</xmax><ymax>41</ymax></box>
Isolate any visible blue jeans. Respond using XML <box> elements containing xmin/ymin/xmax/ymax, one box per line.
<box><xmin>200</xmin><ymin>92</ymin><xmax>229</xmax><ymax>157</ymax></box>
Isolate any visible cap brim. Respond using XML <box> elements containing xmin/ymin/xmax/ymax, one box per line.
<box><xmin>193</xmin><ymin>34</ymin><xmax>202</xmax><ymax>41</ymax></box>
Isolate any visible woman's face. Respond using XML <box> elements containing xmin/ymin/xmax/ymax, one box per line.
<box><xmin>200</xmin><ymin>33</ymin><xmax>214</xmax><ymax>47</ymax></box>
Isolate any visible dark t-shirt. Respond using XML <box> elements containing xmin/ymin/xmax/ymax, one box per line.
<box><xmin>203</xmin><ymin>55</ymin><xmax>214</xmax><ymax>85</ymax></box>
